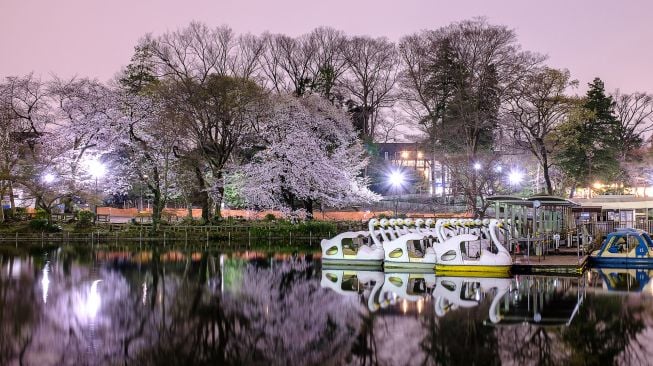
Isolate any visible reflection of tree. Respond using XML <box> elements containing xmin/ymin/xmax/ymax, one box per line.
<box><xmin>496</xmin><ymin>325</ymin><xmax>565</xmax><ymax>365</ymax></box>
<box><xmin>0</xmin><ymin>257</ymin><xmax>40</xmax><ymax>365</ymax></box>
<box><xmin>130</xmin><ymin>259</ymin><xmax>361</xmax><ymax>365</ymax></box>
<box><xmin>420</xmin><ymin>304</ymin><xmax>500</xmax><ymax>365</ymax></box>
<box><xmin>562</xmin><ymin>296</ymin><xmax>646</xmax><ymax>365</ymax></box>
<box><xmin>348</xmin><ymin>310</ymin><xmax>379</xmax><ymax>366</ymax></box>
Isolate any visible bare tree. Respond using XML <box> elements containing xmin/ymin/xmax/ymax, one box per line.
<box><xmin>259</xmin><ymin>33</ymin><xmax>316</xmax><ymax>95</ymax></box>
<box><xmin>398</xmin><ymin>18</ymin><xmax>544</xmax><ymax>215</ymax></box>
<box><xmin>306</xmin><ymin>27</ymin><xmax>348</xmax><ymax>102</ymax></box>
<box><xmin>612</xmin><ymin>90</ymin><xmax>653</xmax><ymax>159</ymax></box>
<box><xmin>142</xmin><ymin>22</ymin><xmax>268</xmax><ymax>219</ymax></box>
<box><xmin>232</xmin><ymin>33</ymin><xmax>266</xmax><ymax>80</ymax></box>
<box><xmin>504</xmin><ymin>68</ymin><xmax>576</xmax><ymax>195</ymax></box>
<box><xmin>342</xmin><ymin>35</ymin><xmax>398</xmax><ymax>141</ymax></box>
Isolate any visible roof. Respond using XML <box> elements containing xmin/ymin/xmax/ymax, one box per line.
<box><xmin>487</xmin><ymin>195</ymin><xmax>579</xmax><ymax>207</ymax></box>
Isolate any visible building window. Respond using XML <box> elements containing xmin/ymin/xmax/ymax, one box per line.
<box><xmin>384</xmin><ymin>151</ymin><xmax>389</xmax><ymax>161</ymax></box>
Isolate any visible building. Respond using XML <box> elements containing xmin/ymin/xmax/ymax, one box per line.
<box><xmin>375</xmin><ymin>143</ymin><xmax>449</xmax><ymax>195</ymax></box>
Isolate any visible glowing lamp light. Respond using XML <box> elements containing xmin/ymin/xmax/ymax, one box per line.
<box><xmin>401</xmin><ymin>151</ymin><xmax>409</xmax><ymax>159</ymax></box>
<box><xmin>495</xmin><ymin>166</ymin><xmax>503</xmax><ymax>173</ymax></box>
<box><xmin>389</xmin><ymin>171</ymin><xmax>405</xmax><ymax>187</ymax></box>
<box><xmin>88</xmin><ymin>160</ymin><xmax>106</xmax><ymax>179</ymax></box>
<box><xmin>473</xmin><ymin>162</ymin><xmax>481</xmax><ymax>171</ymax></box>
<box><xmin>593</xmin><ymin>181</ymin><xmax>603</xmax><ymax>189</ymax></box>
<box><xmin>43</xmin><ymin>173</ymin><xmax>55</xmax><ymax>184</ymax></box>
<box><xmin>508</xmin><ymin>170</ymin><xmax>524</xmax><ymax>185</ymax></box>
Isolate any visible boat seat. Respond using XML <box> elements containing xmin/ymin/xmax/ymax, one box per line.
<box><xmin>343</xmin><ymin>246</ymin><xmax>357</xmax><ymax>256</ymax></box>
<box><xmin>408</xmin><ymin>240</ymin><xmax>425</xmax><ymax>258</ymax></box>
<box><xmin>408</xmin><ymin>248</ymin><xmax>424</xmax><ymax>258</ymax></box>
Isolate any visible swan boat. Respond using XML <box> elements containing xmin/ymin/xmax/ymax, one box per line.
<box><xmin>590</xmin><ymin>228</ymin><xmax>653</xmax><ymax>266</ymax></box>
<box><xmin>320</xmin><ymin>219</ymin><xmax>392</xmax><ymax>266</ymax></box>
<box><xmin>433</xmin><ymin>219</ymin><xmax>512</xmax><ymax>276</ymax></box>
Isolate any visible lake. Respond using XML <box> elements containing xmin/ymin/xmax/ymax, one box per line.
<box><xmin>1</xmin><ymin>246</ymin><xmax>652</xmax><ymax>365</ymax></box>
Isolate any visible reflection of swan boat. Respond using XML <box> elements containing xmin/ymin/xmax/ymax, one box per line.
<box><xmin>380</xmin><ymin>271</ymin><xmax>436</xmax><ymax>302</ymax></box>
<box><xmin>590</xmin><ymin>228</ymin><xmax>653</xmax><ymax>266</ymax></box>
<box><xmin>488</xmin><ymin>276</ymin><xmax>583</xmax><ymax>326</ymax></box>
<box><xmin>434</xmin><ymin>219</ymin><xmax>512</xmax><ymax>276</ymax></box>
<box><xmin>432</xmin><ymin>276</ymin><xmax>511</xmax><ymax>324</ymax></box>
<box><xmin>593</xmin><ymin>267</ymin><xmax>653</xmax><ymax>293</ymax></box>
<box><xmin>320</xmin><ymin>268</ymin><xmax>385</xmax><ymax>311</ymax></box>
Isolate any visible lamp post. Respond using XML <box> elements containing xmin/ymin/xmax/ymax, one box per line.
<box><xmin>88</xmin><ymin>160</ymin><xmax>106</xmax><ymax>221</ymax></box>
<box><xmin>389</xmin><ymin>170</ymin><xmax>405</xmax><ymax>217</ymax></box>
<box><xmin>508</xmin><ymin>169</ymin><xmax>524</xmax><ymax>195</ymax></box>
<box><xmin>139</xmin><ymin>175</ymin><xmax>148</xmax><ymax>211</ymax></box>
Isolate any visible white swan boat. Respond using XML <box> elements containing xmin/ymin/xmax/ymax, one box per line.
<box><xmin>321</xmin><ymin>219</ymin><xmax>385</xmax><ymax>266</ymax></box>
<box><xmin>383</xmin><ymin>218</ymin><xmax>440</xmax><ymax>269</ymax></box>
<box><xmin>433</xmin><ymin>219</ymin><xmax>512</xmax><ymax>276</ymax></box>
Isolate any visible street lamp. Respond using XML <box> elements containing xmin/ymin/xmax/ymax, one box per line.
<box><xmin>140</xmin><ymin>175</ymin><xmax>148</xmax><ymax>211</ymax></box>
<box><xmin>508</xmin><ymin>169</ymin><xmax>524</xmax><ymax>194</ymax></box>
<box><xmin>43</xmin><ymin>173</ymin><xmax>55</xmax><ymax>184</ymax></box>
<box><xmin>388</xmin><ymin>170</ymin><xmax>405</xmax><ymax>217</ymax></box>
<box><xmin>88</xmin><ymin>160</ymin><xmax>106</xmax><ymax>220</ymax></box>
<box><xmin>473</xmin><ymin>162</ymin><xmax>482</xmax><ymax>171</ymax></box>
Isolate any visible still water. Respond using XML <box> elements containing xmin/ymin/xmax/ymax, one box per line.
<box><xmin>1</xmin><ymin>247</ymin><xmax>652</xmax><ymax>366</ymax></box>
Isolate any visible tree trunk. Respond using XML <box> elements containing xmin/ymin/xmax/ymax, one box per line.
<box><xmin>213</xmin><ymin>171</ymin><xmax>224</xmax><ymax>219</ymax></box>
<box><xmin>151</xmin><ymin>188</ymin><xmax>163</xmax><ymax>230</ymax></box>
<box><xmin>194</xmin><ymin>166</ymin><xmax>210</xmax><ymax>221</ymax></box>
<box><xmin>542</xmin><ymin>162</ymin><xmax>554</xmax><ymax>196</ymax></box>
<box><xmin>569</xmin><ymin>182</ymin><xmax>577</xmax><ymax>199</ymax></box>
<box><xmin>304</xmin><ymin>200</ymin><xmax>314</xmax><ymax>220</ymax></box>
<box><xmin>0</xmin><ymin>182</ymin><xmax>5</xmax><ymax>222</ymax></box>
<box><xmin>213</xmin><ymin>185</ymin><xmax>224</xmax><ymax>219</ymax></box>
<box><xmin>8</xmin><ymin>180</ymin><xmax>15</xmax><ymax>215</ymax></box>
<box><xmin>538</xmin><ymin>141</ymin><xmax>554</xmax><ymax>195</ymax></box>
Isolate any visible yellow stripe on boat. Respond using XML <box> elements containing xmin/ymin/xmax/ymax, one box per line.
<box><xmin>435</xmin><ymin>265</ymin><xmax>511</xmax><ymax>277</ymax></box>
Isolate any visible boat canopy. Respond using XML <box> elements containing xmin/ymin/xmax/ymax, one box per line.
<box><xmin>596</xmin><ymin>229</ymin><xmax>653</xmax><ymax>258</ymax></box>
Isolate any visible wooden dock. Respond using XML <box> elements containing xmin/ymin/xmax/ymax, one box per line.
<box><xmin>512</xmin><ymin>254</ymin><xmax>588</xmax><ymax>276</ymax></box>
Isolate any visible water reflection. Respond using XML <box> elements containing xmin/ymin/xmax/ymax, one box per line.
<box><xmin>2</xmin><ymin>248</ymin><xmax>653</xmax><ymax>365</ymax></box>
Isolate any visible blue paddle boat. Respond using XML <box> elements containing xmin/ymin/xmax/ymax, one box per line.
<box><xmin>590</xmin><ymin>228</ymin><xmax>653</xmax><ymax>266</ymax></box>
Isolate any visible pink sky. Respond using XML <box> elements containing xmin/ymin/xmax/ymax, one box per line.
<box><xmin>1</xmin><ymin>0</ymin><xmax>652</xmax><ymax>94</ymax></box>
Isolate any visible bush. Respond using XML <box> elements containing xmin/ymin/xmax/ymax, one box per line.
<box><xmin>76</xmin><ymin>210</ymin><xmax>95</xmax><ymax>228</ymax></box>
<box><xmin>34</xmin><ymin>208</ymin><xmax>49</xmax><ymax>220</ymax></box>
<box><xmin>264</xmin><ymin>213</ymin><xmax>276</xmax><ymax>221</ymax></box>
<box><xmin>180</xmin><ymin>216</ymin><xmax>201</xmax><ymax>226</ymax></box>
<box><xmin>29</xmin><ymin>219</ymin><xmax>49</xmax><ymax>231</ymax></box>
<box><xmin>29</xmin><ymin>219</ymin><xmax>62</xmax><ymax>232</ymax></box>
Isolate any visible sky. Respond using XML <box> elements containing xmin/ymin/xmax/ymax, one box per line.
<box><xmin>1</xmin><ymin>0</ymin><xmax>652</xmax><ymax>94</ymax></box>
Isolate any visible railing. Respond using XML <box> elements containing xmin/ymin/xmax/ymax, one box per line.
<box><xmin>0</xmin><ymin>229</ymin><xmax>332</xmax><ymax>249</ymax></box>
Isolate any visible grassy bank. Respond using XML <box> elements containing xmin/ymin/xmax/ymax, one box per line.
<box><xmin>0</xmin><ymin>218</ymin><xmax>362</xmax><ymax>249</ymax></box>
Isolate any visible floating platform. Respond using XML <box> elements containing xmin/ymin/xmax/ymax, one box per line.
<box><xmin>512</xmin><ymin>254</ymin><xmax>588</xmax><ymax>276</ymax></box>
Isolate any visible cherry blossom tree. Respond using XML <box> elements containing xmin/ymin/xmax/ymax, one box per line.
<box><xmin>237</xmin><ymin>94</ymin><xmax>379</xmax><ymax>218</ymax></box>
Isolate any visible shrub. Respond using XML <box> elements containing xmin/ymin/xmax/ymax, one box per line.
<box><xmin>29</xmin><ymin>219</ymin><xmax>62</xmax><ymax>232</ymax></box>
<box><xmin>76</xmin><ymin>210</ymin><xmax>95</xmax><ymax>228</ymax></box>
<box><xmin>29</xmin><ymin>219</ymin><xmax>49</xmax><ymax>231</ymax></box>
<box><xmin>180</xmin><ymin>216</ymin><xmax>200</xmax><ymax>226</ymax></box>
<box><xmin>34</xmin><ymin>208</ymin><xmax>49</xmax><ymax>220</ymax></box>
<box><xmin>264</xmin><ymin>213</ymin><xmax>276</xmax><ymax>221</ymax></box>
